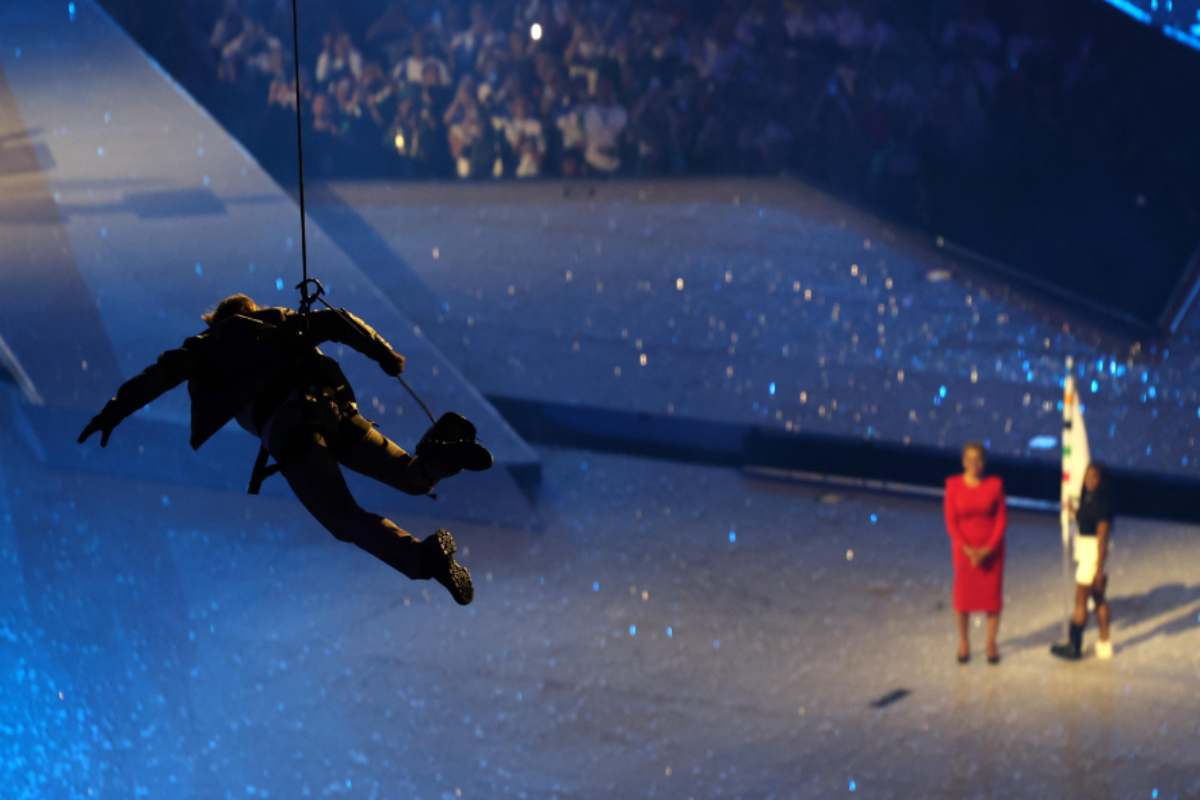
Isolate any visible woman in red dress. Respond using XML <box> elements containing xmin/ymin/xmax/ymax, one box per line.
<box><xmin>943</xmin><ymin>441</ymin><xmax>1007</xmax><ymax>664</ymax></box>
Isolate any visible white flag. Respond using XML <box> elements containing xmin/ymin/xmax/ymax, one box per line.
<box><xmin>1060</xmin><ymin>375</ymin><xmax>1090</xmax><ymax>545</ymax></box>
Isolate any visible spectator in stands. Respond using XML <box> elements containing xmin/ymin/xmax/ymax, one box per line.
<box><xmin>450</xmin><ymin>2</ymin><xmax>497</xmax><ymax>74</ymax></box>
<box><xmin>210</xmin><ymin>0</ymin><xmax>245</xmax><ymax>82</ymax></box>
<box><xmin>444</xmin><ymin>77</ymin><xmax>484</xmax><ymax>178</ymax></box>
<box><xmin>311</xmin><ymin>92</ymin><xmax>343</xmax><ymax>137</ymax></box>
<box><xmin>316</xmin><ymin>31</ymin><xmax>363</xmax><ymax>86</ymax></box>
<box><xmin>565</xmin><ymin>19</ymin><xmax>607</xmax><ymax>69</ymax></box>
<box><xmin>243</xmin><ymin>29</ymin><xmax>284</xmax><ymax>83</ymax></box>
<box><xmin>386</xmin><ymin>88</ymin><xmax>419</xmax><ymax>175</ymax></box>
<box><xmin>499</xmin><ymin>95</ymin><xmax>547</xmax><ymax>178</ymax></box>
<box><xmin>359</xmin><ymin>62</ymin><xmax>396</xmax><ymax>129</ymax></box>
<box><xmin>333</xmin><ymin>78</ymin><xmax>363</xmax><ymax>126</ymax></box>
<box><xmin>444</xmin><ymin>75</ymin><xmax>478</xmax><ymax>125</ymax></box>
<box><xmin>502</xmin><ymin>28</ymin><xmax>536</xmax><ymax>87</ymax></box>
<box><xmin>217</xmin><ymin>18</ymin><xmax>279</xmax><ymax>84</ymax></box>
<box><xmin>397</xmin><ymin>31</ymin><xmax>450</xmax><ymax>87</ymax></box>
<box><xmin>629</xmin><ymin>77</ymin><xmax>673</xmax><ymax>175</ymax></box>
<box><xmin>554</xmin><ymin>78</ymin><xmax>587</xmax><ymax>177</ymax></box>
<box><xmin>581</xmin><ymin>77</ymin><xmax>628</xmax><ymax>175</ymax></box>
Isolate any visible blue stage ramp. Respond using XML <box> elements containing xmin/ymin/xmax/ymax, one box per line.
<box><xmin>0</xmin><ymin>0</ymin><xmax>539</xmax><ymax>517</ymax></box>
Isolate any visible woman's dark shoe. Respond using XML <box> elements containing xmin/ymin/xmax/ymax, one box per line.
<box><xmin>421</xmin><ymin>528</ymin><xmax>473</xmax><ymax>606</ymax></box>
<box><xmin>956</xmin><ymin>653</ymin><xmax>970</xmax><ymax>665</ymax></box>
<box><xmin>987</xmin><ymin>652</ymin><xmax>1001</xmax><ymax>665</ymax></box>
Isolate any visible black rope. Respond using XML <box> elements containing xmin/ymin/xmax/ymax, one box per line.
<box><xmin>289</xmin><ymin>0</ymin><xmax>309</xmax><ymax>290</ymax></box>
<box><xmin>285</xmin><ymin>0</ymin><xmax>437</xmax><ymax>429</ymax></box>
<box><xmin>309</xmin><ymin>293</ymin><xmax>438</xmax><ymax>425</ymax></box>
<box><xmin>397</xmin><ymin>374</ymin><xmax>438</xmax><ymax>426</ymax></box>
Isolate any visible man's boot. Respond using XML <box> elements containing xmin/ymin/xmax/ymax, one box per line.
<box><xmin>1050</xmin><ymin>621</ymin><xmax>1085</xmax><ymax>660</ymax></box>
<box><xmin>421</xmin><ymin>528</ymin><xmax>473</xmax><ymax>606</ymax></box>
<box><xmin>416</xmin><ymin>412</ymin><xmax>494</xmax><ymax>477</ymax></box>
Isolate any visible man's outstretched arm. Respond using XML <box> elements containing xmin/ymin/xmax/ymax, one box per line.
<box><xmin>78</xmin><ymin>346</ymin><xmax>194</xmax><ymax>446</ymax></box>
<box><xmin>306</xmin><ymin>308</ymin><xmax>406</xmax><ymax>376</ymax></box>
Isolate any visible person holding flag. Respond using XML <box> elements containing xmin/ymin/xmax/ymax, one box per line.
<box><xmin>1050</xmin><ymin>371</ymin><xmax>1115</xmax><ymax>660</ymax></box>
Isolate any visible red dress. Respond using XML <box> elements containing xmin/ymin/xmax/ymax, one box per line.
<box><xmin>943</xmin><ymin>475</ymin><xmax>1007</xmax><ymax>613</ymax></box>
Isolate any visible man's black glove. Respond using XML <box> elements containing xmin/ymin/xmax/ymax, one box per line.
<box><xmin>380</xmin><ymin>351</ymin><xmax>406</xmax><ymax>377</ymax></box>
<box><xmin>78</xmin><ymin>407</ymin><xmax>119</xmax><ymax>447</ymax></box>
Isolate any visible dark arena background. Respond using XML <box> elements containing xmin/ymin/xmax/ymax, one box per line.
<box><xmin>2</xmin><ymin>0</ymin><xmax>1200</xmax><ymax>796</ymax></box>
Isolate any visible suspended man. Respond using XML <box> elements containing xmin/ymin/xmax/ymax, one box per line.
<box><xmin>78</xmin><ymin>293</ymin><xmax>492</xmax><ymax>605</ymax></box>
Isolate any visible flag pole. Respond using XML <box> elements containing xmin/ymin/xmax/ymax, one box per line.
<box><xmin>1060</xmin><ymin>359</ymin><xmax>1075</xmax><ymax>638</ymax></box>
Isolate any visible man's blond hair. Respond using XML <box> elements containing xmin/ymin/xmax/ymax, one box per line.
<box><xmin>201</xmin><ymin>293</ymin><xmax>258</xmax><ymax>326</ymax></box>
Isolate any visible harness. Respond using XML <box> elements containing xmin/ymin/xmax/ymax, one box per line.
<box><xmin>247</xmin><ymin>445</ymin><xmax>281</xmax><ymax>495</ymax></box>
<box><xmin>245</xmin><ymin>283</ymin><xmax>438</xmax><ymax>495</ymax></box>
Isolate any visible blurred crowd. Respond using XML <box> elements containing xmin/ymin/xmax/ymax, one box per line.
<box><xmin>205</xmin><ymin>0</ymin><xmax>814</xmax><ymax>180</ymax></box>
<box><xmin>106</xmin><ymin>0</ymin><xmax>1196</xmax><ymax>254</ymax></box>
<box><xmin>198</xmin><ymin>0</ymin><xmax>1112</xmax><ymax>184</ymax></box>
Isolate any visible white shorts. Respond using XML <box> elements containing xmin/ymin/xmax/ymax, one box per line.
<box><xmin>1074</xmin><ymin>535</ymin><xmax>1099</xmax><ymax>586</ymax></box>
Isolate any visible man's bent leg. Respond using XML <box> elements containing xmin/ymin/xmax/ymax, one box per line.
<box><xmin>273</xmin><ymin>431</ymin><xmax>429</xmax><ymax>580</ymax></box>
<box><xmin>334</xmin><ymin>414</ymin><xmax>450</xmax><ymax>495</ymax></box>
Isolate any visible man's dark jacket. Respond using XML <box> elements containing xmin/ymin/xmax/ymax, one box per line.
<box><xmin>95</xmin><ymin>307</ymin><xmax>404</xmax><ymax>448</ymax></box>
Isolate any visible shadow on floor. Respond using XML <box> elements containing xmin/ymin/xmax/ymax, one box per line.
<box><xmin>1001</xmin><ymin>582</ymin><xmax>1200</xmax><ymax>654</ymax></box>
